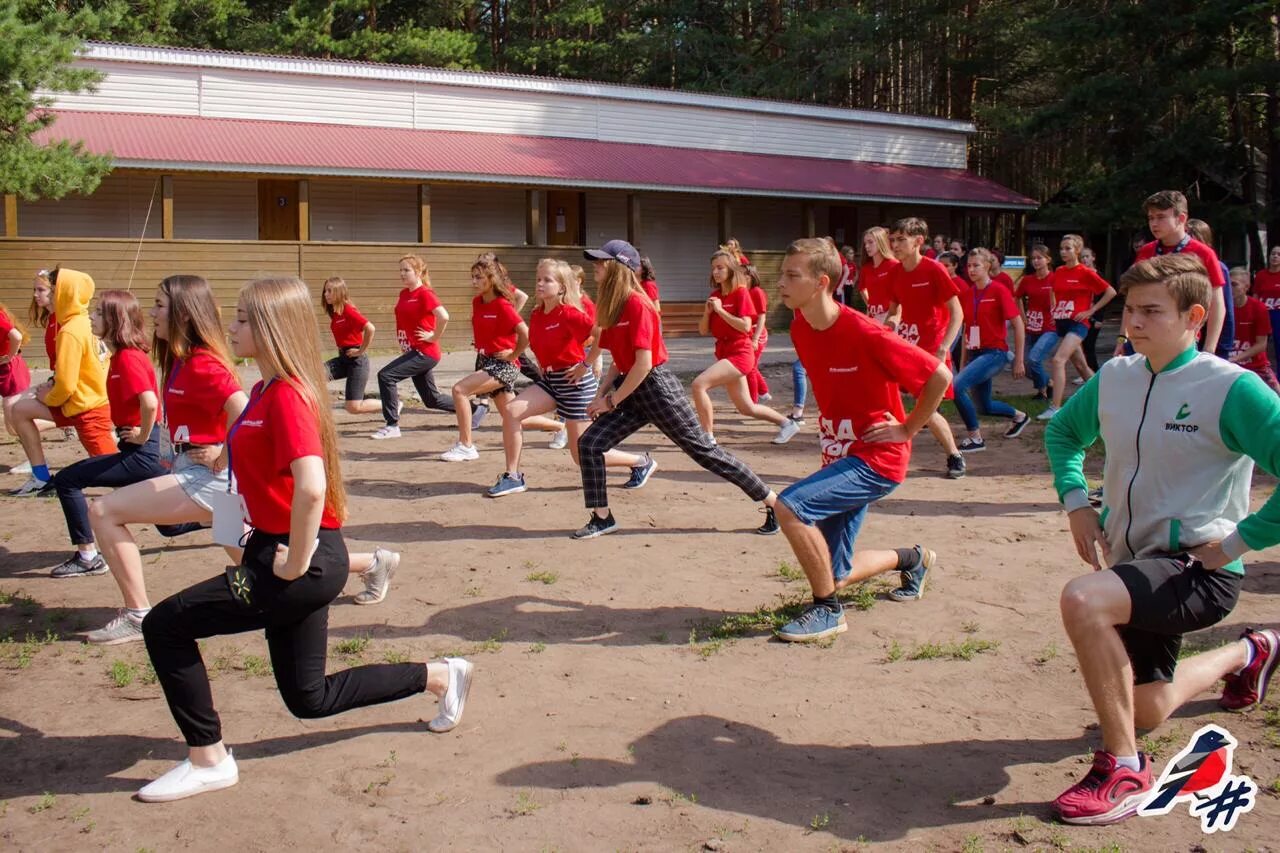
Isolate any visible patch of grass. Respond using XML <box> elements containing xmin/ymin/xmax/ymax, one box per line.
<box><xmin>650</xmin><ymin>632</ymin><xmax>669</xmax><ymax>643</ymax></box>
<box><xmin>808</xmin><ymin>812</ymin><xmax>831</xmax><ymax>831</ymax></box>
<box><xmin>960</xmin><ymin>835</ymin><xmax>983</xmax><ymax>853</ymax></box>
<box><xmin>463</xmin><ymin>585</ymin><xmax>483</xmax><ymax>598</ymax></box>
<box><xmin>777</xmin><ymin>561</ymin><xmax>804</xmax><ymax>582</ymax></box>
<box><xmin>363</xmin><ymin>773</ymin><xmax>393</xmax><ymax>795</ymax></box>
<box><xmin>508</xmin><ymin>790</ymin><xmax>542</xmax><ymax>816</ymax></box>
<box><xmin>1035</xmin><ymin>643</ymin><xmax>1058</xmax><ymax>665</ymax></box>
<box><xmin>1</xmin><ymin>629</ymin><xmax>58</xmax><ymax>669</ymax></box>
<box><xmin>334</xmin><ymin>634</ymin><xmax>370</xmax><ymax>656</ymax></box>
<box><xmin>476</xmin><ymin>629</ymin><xmax>508</xmax><ymax>653</ymax></box>
<box><xmin>108</xmin><ymin>660</ymin><xmax>136</xmax><ymax>688</ymax></box>
<box><xmin>961</xmin><ymin>621</ymin><xmax>980</xmax><ymax>634</ymax></box>
<box><xmin>1140</xmin><ymin>729</ymin><xmax>1181</xmax><ymax>760</ymax></box>
<box><xmin>902</xmin><ymin>637</ymin><xmax>999</xmax><ymax>662</ymax></box>
<box><xmin>28</xmin><ymin>792</ymin><xmax>55</xmax><ymax>814</ymax></box>
<box><xmin>526</xmin><ymin>642</ymin><xmax>546</xmax><ymax>654</ymax></box>
<box><xmin>884</xmin><ymin>640</ymin><xmax>904</xmax><ymax>662</ymax></box>
<box><xmin>1270</xmin><ymin>777</ymin><xmax>1280</xmax><ymax>794</ymax></box>
<box><xmin>382</xmin><ymin>649</ymin><xmax>409</xmax><ymax>665</ymax></box>
<box><xmin>664</xmin><ymin>788</ymin><xmax>698</xmax><ymax>805</ymax></box>
<box><xmin>525</xmin><ymin>570</ymin><xmax>559</xmax><ymax>585</ymax></box>
<box><xmin>241</xmin><ymin>655</ymin><xmax>272</xmax><ymax>677</ymax></box>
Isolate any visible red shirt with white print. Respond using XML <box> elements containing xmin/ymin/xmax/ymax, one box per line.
<box><xmin>1049</xmin><ymin>264</ymin><xmax>1109</xmax><ymax>320</ymax></box>
<box><xmin>1016</xmin><ymin>273</ymin><xmax>1054</xmax><ymax>333</ymax></box>
<box><xmin>860</xmin><ymin>258</ymin><xmax>900</xmax><ymax>323</ymax></box>
<box><xmin>599</xmin><ymin>293</ymin><xmax>668</xmax><ymax>374</ymax></box>
<box><xmin>962</xmin><ymin>283</ymin><xmax>1020</xmax><ymax>351</ymax></box>
<box><xmin>230</xmin><ymin>379</ymin><xmax>341</xmax><ymax>535</ymax></box>
<box><xmin>394</xmin><ymin>286</ymin><xmax>442</xmax><ymax>360</ymax></box>
<box><xmin>528</xmin><ymin>303</ymin><xmax>595</xmax><ymax>370</ymax></box>
<box><xmin>107</xmin><ymin>347</ymin><xmax>158</xmax><ymax>428</ymax></box>
<box><xmin>1232</xmin><ymin>296</ymin><xmax>1273</xmax><ymax>371</ymax></box>
<box><xmin>1253</xmin><ymin>269</ymin><xmax>1280</xmax><ymax>310</ymax></box>
<box><xmin>471</xmin><ymin>294</ymin><xmax>523</xmax><ymax>358</ymax></box>
<box><xmin>708</xmin><ymin>286</ymin><xmax>754</xmax><ymax>344</ymax></box>
<box><xmin>888</xmin><ymin>256</ymin><xmax>961</xmax><ymax>352</ymax></box>
<box><xmin>791</xmin><ymin>304</ymin><xmax>940</xmax><ymax>482</ymax></box>
<box><xmin>164</xmin><ymin>349</ymin><xmax>240</xmax><ymax>445</ymax></box>
<box><xmin>329</xmin><ymin>303</ymin><xmax>369</xmax><ymax>351</ymax></box>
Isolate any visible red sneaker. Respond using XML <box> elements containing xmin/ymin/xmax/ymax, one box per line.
<box><xmin>1219</xmin><ymin>628</ymin><xmax>1280</xmax><ymax>711</ymax></box>
<box><xmin>1053</xmin><ymin>751</ymin><xmax>1152</xmax><ymax>825</ymax></box>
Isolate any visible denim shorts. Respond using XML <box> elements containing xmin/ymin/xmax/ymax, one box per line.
<box><xmin>172</xmin><ymin>452</ymin><xmax>231</xmax><ymax>513</ymax></box>
<box><xmin>1054</xmin><ymin>318</ymin><xmax>1089</xmax><ymax>339</ymax></box>
<box><xmin>778</xmin><ymin>455</ymin><xmax>898</xmax><ymax>581</ymax></box>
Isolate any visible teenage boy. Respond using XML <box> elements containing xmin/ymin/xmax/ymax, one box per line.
<box><xmin>883</xmin><ymin>217</ymin><xmax>967</xmax><ymax>478</ymax></box>
<box><xmin>1044</xmin><ymin>253</ymin><xmax>1280</xmax><ymax>826</ymax></box>
<box><xmin>772</xmin><ymin>238</ymin><xmax>950</xmax><ymax>643</ymax></box>
<box><xmin>1136</xmin><ymin>191</ymin><xmax>1228</xmax><ymax>356</ymax></box>
<box><xmin>1228</xmin><ymin>267</ymin><xmax>1280</xmax><ymax>392</ymax></box>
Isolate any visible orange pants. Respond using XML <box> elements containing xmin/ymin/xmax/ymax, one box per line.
<box><xmin>50</xmin><ymin>404</ymin><xmax>117</xmax><ymax>456</ymax></box>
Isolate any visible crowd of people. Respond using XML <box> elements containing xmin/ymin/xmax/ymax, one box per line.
<box><xmin>0</xmin><ymin>189</ymin><xmax>1278</xmax><ymax>828</ymax></box>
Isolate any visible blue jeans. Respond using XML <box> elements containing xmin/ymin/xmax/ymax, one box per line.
<box><xmin>778</xmin><ymin>455</ymin><xmax>898</xmax><ymax>582</ymax></box>
<box><xmin>1026</xmin><ymin>331</ymin><xmax>1059</xmax><ymax>391</ymax></box>
<box><xmin>791</xmin><ymin>359</ymin><xmax>808</xmax><ymax>409</ymax></box>
<box><xmin>954</xmin><ymin>349</ymin><xmax>1017</xmax><ymax>430</ymax></box>
<box><xmin>52</xmin><ymin>426</ymin><xmax>166</xmax><ymax>545</ymax></box>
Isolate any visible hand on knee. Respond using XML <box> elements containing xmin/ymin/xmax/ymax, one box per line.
<box><xmin>1059</xmin><ymin>578</ymin><xmax>1109</xmax><ymax>628</ymax></box>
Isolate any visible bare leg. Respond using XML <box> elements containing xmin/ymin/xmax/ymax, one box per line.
<box><xmin>522</xmin><ymin>414</ymin><xmax>563</xmax><ymax>433</ymax></box>
<box><xmin>564</xmin><ymin>419</ymin><xmax>644</xmax><ymax>469</ymax></box>
<box><xmin>342</xmin><ymin>400</ymin><xmax>383</xmax><ymax>415</ymax></box>
<box><xmin>926</xmin><ymin>411</ymin><xmax>959</xmax><ymax>456</ymax></box>
<box><xmin>1050</xmin><ymin>334</ymin><xmax>1086</xmax><ymax>409</ymax></box>
<box><xmin>1059</xmin><ymin>571</ymin><xmax>1138</xmax><ymax>756</ymax></box>
<box><xmin>1133</xmin><ymin>641</ymin><xmax>1249</xmax><ymax>729</ymax></box>
<box><xmin>11</xmin><ymin>397</ymin><xmax>54</xmax><ymax>467</ymax></box>
<box><xmin>451</xmin><ymin>371</ymin><xmax>502</xmax><ymax>447</ymax></box>
<box><xmin>725</xmin><ymin>376</ymin><xmax>787</xmax><ymax>426</ymax></box>
<box><xmin>502</xmin><ymin>386</ymin><xmax>557</xmax><ymax>474</ymax></box>
<box><xmin>833</xmin><ymin>550</ymin><xmax>900</xmax><ymax>589</ymax></box>
<box><xmin>1070</xmin><ymin>348</ymin><xmax>1094</xmax><ymax>381</ymax></box>
<box><xmin>776</xmin><ymin>501</ymin><xmax>836</xmax><ymax>598</ymax></box>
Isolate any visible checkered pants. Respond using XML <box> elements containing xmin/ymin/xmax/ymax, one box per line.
<box><xmin>578</xmin><ymin>365</ymin><xmax>771</xmax><ymax>509</ymax></box>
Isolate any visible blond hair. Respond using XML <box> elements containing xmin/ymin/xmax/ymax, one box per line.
<box><xmin>399</xmin><ymin>254</ymin><xmax>429</xmax><ymax>285</ymax></box>
<box><xmin>595</xmin><ymin>261</ymin><xmax>654</xmax><ymax>328</ymax></box>
<box><xmin>968</xmin><ymin>247</ymin><xmax>998</xmax><ymax>279</ymax></box>
<box><xmin>1119</xmin><ymin>255</ymin><xmax>1210</xmax><ymax>313</ymax></box>
<box><xmin>786</xmin><ymin>237</ymin><xmax>842</xmax><ymax>288</ymax></box>
<box><xmin>536</xmin><ymin>259</ymin><xmax>583</xmax><ymax>312</ymax></box>
<box><xmin>861</xmin><ymin>226</ymin><xmax>892</xmax><ymax>264</ymax></box>
<box><xmin>708</xmin><ymin>249</ymin><xmax>746</xmax><ymax>294</ymax></box>
<box><xmin>1060</xmin><ymin>234</ymin><xmax>1085</xmax><ymax>255</ymax></box>
<box><xmin>241</xmin><ymin>277</ymin><xmax>348</xmax><ymax>523</ymax></box>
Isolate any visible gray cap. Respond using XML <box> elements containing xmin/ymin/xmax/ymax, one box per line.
<box><xmin>584</xmin><ymin>239</ymin><xmax>641</xmax><ymax>273</ymax></box>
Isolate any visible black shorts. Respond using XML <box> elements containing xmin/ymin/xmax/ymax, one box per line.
<box><xmin>1113</xmin><ymin>554</ymin><xmax>1242</xmax><ymax>685</ymax></box>
<box><xmin>326</xmin><ymin>352</ymin><xmax>371</xmax><ymax>402</ymax></box>
<box><xmin>476</xmin><ymin>353</ymin><xmax>521</xmax><ymax>396</ymax></box>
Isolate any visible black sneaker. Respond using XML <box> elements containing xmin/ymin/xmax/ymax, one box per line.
<box><xmin>50</xmin><ymin>553</ymin><xmax>108</xmax><ymax>578</ymax></box>
<box><xmin>756</xmin><ymin>506</ymin><xmax>779</xmax><ymax>535</ymax></box>
<box><xmin>1088</xmin><ymin>487</ymin><xmax>1104</xmax><ymax>508</ymax></box>
<box><xmin>571</xmin><ymin>512</ymin><xmax>618</xmax><ymax>540</ymax></box>
<box><xmin>155</xmin><ymin>522</ymin><xmax>211</xmax><ymax>538</ymax></box>
<box><xmin>622</xmin><ymin>454</ymin><xmax>658</xmax><ymax>490</ymax></box>
<box><xmin>1004</xmin><ymin>413</ymin><xmax>1030</xmax><ymax>438</ymax></box>
<box><xmin>945</xmin><ymin>453</ymin><xmax>966</xmax><ymax>479</ymax></box>
<box><xmin>957</xmin><ymin>437</ymin><xmax>986</xmax><ymax>453</ymax></box>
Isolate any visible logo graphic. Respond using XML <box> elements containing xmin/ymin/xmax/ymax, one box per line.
<box><xmin>1175</xmin><ymin>403</ymin><xmax>1191</xmax><ymax>420</ymax></box>
<box><xmin>1138</xmin><ymin>724</ymin><xmax>1257</xmax><ymax>833</ymax></box>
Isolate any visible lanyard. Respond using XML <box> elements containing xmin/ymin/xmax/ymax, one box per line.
<box><xmin>1154</xmin><ymin>234</ymin><xmax>1191</xmax><ymax>256</ymax></box>
<box><xmin>224</xmin><ymin>378</ymin><xmax>275</xmax><ymax>494</ymax></box>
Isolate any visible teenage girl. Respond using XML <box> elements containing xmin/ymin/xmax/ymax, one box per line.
<box><xmin>724</xmin><ymin>238</ymin><xmax>750</xmax><ymax>266</ymax></box>
<box><xmin>441</xmin><ymin>258</ymin><xmax>530</xmax><ymax>462</ymax></box>
<box><xmin>1038</xmin><ymin>235</ymin><xmax>1117</xmax><ymax>420</ymax></box>
<box><xmin>487</xmin><ymin>259</ymin><xmax>653</xmax><ymax>497</ymax></box>
<box><xmin>951</xmin><ymin>249</ymin><xmax>1029</xmax><ymax>452</ymax></box>
<box><xmin>134</xmin><ymin>276</ymin><xmax>472</xmax><ymax>804</ymax></box>
<box><xmin>690</xmin><ymin>250</ymin><xmax>799</xmax><ymax>446</ymax></box>
<box><xmin>1018</xmin><ymin>245</ymin><xmax>1057</xmax><ymax>399</ymax></box>
<box><xmin>858</xmin><ymin>226</ymin><xmax>900</xmax><ymax>324</ymax></box>
<box><xmin>0</xmin><ymin>300</ymin><xmax>31</xmax><ymax>439</ymax></box>
<box><xmin>639</xmin><ymin>257</ymin><xmax>661</xmax><ymax>311</ymax></box>
<box><xmin>1254</xmin><ymin>245</ymin><xmax>1280</xmax><ymax>369</ymax></box>
<box><xmin>322</xmin><ymin>277</ymin><xmax>380</xmax><ymax>416</ymax></box>
<box><xmin>744</xmin><ymin>265</ymin><xmax>772</xmax><ymax>403</ymax></box>
<box><xmin>47</xmin><ymin>290</ymin><xmax>166</xmax><ymax>578</ymax></box>
<box><xmin>371</xmin><ymin>255</ymin><xmax>459</xmax><ymax>440</ymax></box>
<box><xmin>9</xmin><ymin>267</ymin><xmax>114</xmax><ymax>496</ymax></box>
<box><xmin>573</xmin><ymin>240</ymin><xmax>778</xmax><ymax>540</ymax></box>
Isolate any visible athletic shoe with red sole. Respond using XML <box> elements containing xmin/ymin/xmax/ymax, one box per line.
<box><xmin>1053</xmin><ymin>751</ymin><xmax>1152</xmax><ymax>825</ymax></box>
<box><xmin>1219</xmin><ymin>627</ymin><xmax>1280</xmax><ymax>711</ymax></box>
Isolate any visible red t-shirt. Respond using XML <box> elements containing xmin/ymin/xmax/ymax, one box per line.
<box><xmin>709</xmin><ymin>287</ymin><xmax>755</xmax><ymax>343</ymax></box>
<box><xmin>992</xmin><ymin>271</ymin><xmax>1015</xmax><ymax>293</ymax></box>
<box><xmin>791</xmin><ymin>305</ymin><xmax>940</xmax><ymax>482</ymax></box>
<box><xmin>528</xmin><ymin>303</ymin><xmax>594</xmax><ymax>370</ymax></box>
<box><xmin>394</xmin><ymin>286</ymin><xmax>442</xmax><ymax>360</ymax></box>
<box><xmin>230</xmin><ymin>380</ymin><xmax>341</xmax><ymax>535</ymax></box>
<box><xmin>329</xmin><ymin>303</ymin><xmax>369</xmax><ymax>351</ymax></box>
<box><xmin>44</xmin><ymin>319</ymin><xmax>58</xmax><ymax>368</ymax></box>
<box><xmin>641</xmin><ymin>280</ymin><xmax>660</xmax><ymax>303</ymax></box>
<box><xmin>1136</xmin><ymin>238</ymin><xmax>1226</xmax><ymax>288</ymax></box>
<box><xmin>600</xmin><ymin>293</ymin><xmax>668</xmax><ymax>374</ymax></box>
<box><xmin>860</xmin><ymin>258</ymin><xmax>900</xmax><ymax>322</ymax></box>
<box><xmin>1016</xmin><ymin>273</ymin><xmax>1054</xmax><ymax>333</ymax></box>
<box><xmin>471</xmin><ymin>295</ymin><xmax>523</xmax><ymax>357</ymax></box>
<box><xmin>164</xmin><ymin>349</ymin><xmax>241</xmax><ymax>445</ymax></box>
<box><xmin>107</xmin><ymin>347</ymin><xmax>158</xmax><ymax>429</ymax></box>
<box><xmin>962</xmin><ymin>283</ymin><xmax>1020</xmax><ymax>351</ymax></box>
<box><xmin>1232</xmin><ymin>296</ymin><xmax>1272</xmax><ymax>371</ymax></box>
<box><xmin>1253</xmin><ymin>269</ymin><xmax>1280</xmax><ymax>310</ymax></box>
<box><xmin>1050</xmin><ymin>264</ymin><xmax>1109</xmax><ymax>320</ymax></box>
<box><xmin>888</xmin><ymin>256</ymin><xmax>961</xmax><ymax>352</ymax></box>
<box><xmin>582</xmin><ymin>294</ymin><xmax>597</xmax><ymax>323</ymax></box>
<box><xmin>0</xmin><ymin>310</ymin><xmax>15</xmax><ymax>357</ymax></box>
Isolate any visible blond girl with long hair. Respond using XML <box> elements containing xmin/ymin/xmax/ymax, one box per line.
<box><xmin>134</xmin><ymin>276</ymin><xmax>472</xmax><ymax>804</ymax></box>
<box><xmin>858</xmin><ymin>226</ymin><xmax>901</xmax><ymax>323</ymax></box>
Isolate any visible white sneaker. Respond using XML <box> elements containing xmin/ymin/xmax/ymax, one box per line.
<box><xmin>11</xmin><ymin>476</ymin><xmax>50</xmax><ymax>497</ymax></box>
<box><xmin>371</xmin><ymin>425</ymin><xmax>401</xmax><ymax>440</ymax></box>
<box><xmin>772</xmin><ymin>417</ymin><xmax>800</xmax><ymax>445</ymax></box>
<box><xmin>87</xmin><ymin>610</ymin><xmax>146</xmax><ymax>645</ymax></box>
<box><xmin>137</xmin><ymin>751</ymin><xmax>239</xmax><ymax>803</ymax></box>
<box><xmin>9</xmin><ymin>460</ymin><xmax>31</xmax><ymax>475</ymax></box>
<box><xmin>1036</xmin><ymin>405</ymin><xmax>1060</xmax><ymax>421</ymax></box>
<box><xmin>759</xmin><ymin>393</ymin><xmax>772</xmax><ymax>402</ymax></box>
<box><xmin>549</xmin><ymin>428</ymin><xmax>568</xmax><ymax>450</ymax></box>
<box><xmin>706</xmin><ymin>433</ymin><xmax>717</xmax><ymax>447</ymax></box>
<box><xmin>427</xmin><ymin>658</ymin><xmax>474</xmax><ymax>733</ymax></box>
<box><xmin>354</xmin><ymin>548</ymin><xmax>399</xmax><ymax>605</ymax></box>
<box><xmin>1072</xmin><ymin>377</ymin><xmax>1084</xmax><ymax>386</ymax></box>
<box><xmin>471</xmin><ymin>402</ymin><xmax>490</xmax><ymax>431</ymax></box>
<box><xmin>441</xmin><ymin>442</ymin><xmax>479</xmax><ymax>462</ymax></box>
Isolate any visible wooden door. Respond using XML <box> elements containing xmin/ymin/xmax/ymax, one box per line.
<box><xmin>258</xmin><ymin>179</ymin><xmax>299</xmax><ymax>241</ymax></box>
<box><xmin>546</xmin><ymin>190</ymin><xmax>583</xmax><ymax>246</ymax></box>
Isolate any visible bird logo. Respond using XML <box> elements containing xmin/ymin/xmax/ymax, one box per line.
<box><xmin>1139</xmin><ymin>726</ymin><xmax>1232</xmax><ymax>814</ymax></box>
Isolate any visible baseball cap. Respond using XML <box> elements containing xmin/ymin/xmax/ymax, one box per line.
<box><xmin>584</xmin><ymin>240</ymin><xmax>641</xmax><ymax>272</ymax></box>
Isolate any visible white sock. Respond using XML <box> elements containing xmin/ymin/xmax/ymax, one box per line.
<box><xmin>1233</xmin><ymin>640</ymin><xmax>1257</xmax><ymax>675</ymax></box>
<box><xmin>126</xmin><ymin>607</ymin><xmax>150</xmax><ymax>623</ymax></box>
<box><xmin>1113</xmin><ymin>754</ymin><xmax>1141</xmax><ymax>771</ymax></box>
<box><xmin>78</xmin><ymin>546</ymin><xmax>98</xmax><ymax>561</ymax></box>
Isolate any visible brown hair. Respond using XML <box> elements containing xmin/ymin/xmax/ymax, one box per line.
<box><xmin>96</xmin><ymin>290</ymin><xmax>150</xmax><ymax>353</ymax></box>
<box><xmin>708</xmin><ymin>249</ymin><xmax>746</xmax><ymax>293</ymax></box>
<box><xmin>29</xmin><ymin>269</ymin><xmax>53</xmax><ymax>328</ymax></box>
<box><xmin>967</xmin><ymin>247</ymin><xmax>998</xmax><ymax>280</ymax></box>
<box><xmin>1029</xmin><ymin>243</ymin><xmax>1054</xmax><ymax>270</ymax></box>
<box><xmin>595</xmin><ymin>260</ymin><xmax>655</xmax><ymax>328</ymax></box>
<box><xmin>471</xmin><ymin>259</ymin><xmax>514</xmax><ymax>302</ymax></box>
<box><xmin>1119</xmin><ymin>254</ymin><xmax>1210</xmax><ymax>313</ymax></box>
<box><xmin>322</xmin><ymin>276</ymin><xmax>349</xmax><ymax>318</ymax></box>
<box><xmin>1060</xmin><ymin>234</ymin><xmax>1085</xmax><ymax>255</ymax></box>
<box><xmin>399</xmin><ymin>254</ymin><xmax>429</xmax><ymax>286</ymax></box>
<box><xmin>1185</xmin><ymin>218</ymin><xmax>1213</xmax><ymax>246</ymax></box>
<box><xmin>240</xmin><ymin>277</ymin><xmax>347</xmax><ymax>523</ymax></box>
<box><xmin>1143</xmin><ymin>190</ymin><xmax>1188</xmax><ymax>218</ymax></box>
<box><xmin>891</xmin><ymin>217</ymin><xmax>929</xmax><ymax>239</ymax></box>
<box><xmin>154</xmin><ymin>275</ymin><xmax>234</xmax><ymax>388</ymax></box>
<box><xmin>785</xmin><ymin>237</ymin><xmax>843</xmax><ymax>288</ymax></box>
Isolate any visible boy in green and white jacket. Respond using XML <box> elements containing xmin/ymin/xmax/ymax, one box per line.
<box><xmin>1044</xmin><ymin>253</ymin><xmax>1280</xmax><ymax>826</ymax></box>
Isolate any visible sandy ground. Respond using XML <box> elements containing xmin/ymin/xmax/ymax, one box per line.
<box><xmin>1</xmin><ymin>361</ymin><xmax>1278</xmax><ymax>852</ymax></box>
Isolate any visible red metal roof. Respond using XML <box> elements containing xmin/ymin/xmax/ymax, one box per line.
<box><xmin>39</xmin><ymin>110</ymin><xmax>1037</xmax><ymax>209</ymax></box>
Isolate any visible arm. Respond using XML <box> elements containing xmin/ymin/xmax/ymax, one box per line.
<box><xmin>41</xmin><ymin>334</ymin><xmax>85</xmax><ymax>408</ymax></box>
<box><xmin>350</xmin><ymin>322</ymin><xmax>374</xmax><ymax>358</ymax></box>
<box><xmin>1076</xmin><ymin>285</ymin><xmax>1117</xmax><ymax>324</ymax></box>
<box><xmin>590</xmin><ymin>348</ymin><xmax>652</xmax><ymax>416</ymax></box>
<box><xmin>1043</xmin><ymin>375</ymin><xmax>1110</xmax><ymax>568</ymax></box>
<box><xmin>512</xmin><ymin>288</ymin><xmax>530</xmax><ymax>312</ymax></box>
<box><xmin>417</xmin><ymin>306</ymin><xmax>449</xmax><ymax>345</ymax></box>
<box><xmin>272</xmin><ymin>455</ymin><xmax>325</xmax><ymax>581</ymax></box>
<box><xmin>750</xmin><ymin>308</ymin><xmax>766</xmax><ymax>348</ymax></box>
<box><xmin>1230</xmin><ymin>336</ymin><xmax>1267</xmax><ymax>363</ymax></box>
<box><xmin>864</xmin><ymin>362</ymin><xmax>952</xmax><ymax>444</ymax></box>
<box><xmin>937</xmin><ymin>295</ymin><xmax>963</xmax><ymax>358</ymax></box>
<box><xmin>1011</xmin><ymin>315</ymin><xmax>1026</xmax><ymax>379</ymax></box>
<box><xmin>568</xmin><ymin>325</ymin><xmax>604</xmax><ymax>384</ymax></box>
<box><xmin>493</xmin><ymin>322</ymin><xmax>530</xmax><ymax>363</ymax></box>
<box><xmin>1211</xmin><ymin>373</ymin><xmax>1280</xmax><ymax>562</ymax></box>
<box><xmin>711</xmin><ymin>301</ymin><xmax>752</xmax><ymax>334</ymax></box>
<box><xmin>1203</xmin><ymin>286</ymin><xmax>1226</xmax><ymax>354</ymax></box>
<box><xmin>203</xmin><ymin>391</ymin><xmax>250</xmax><ymax>473</ymax></box>
<box><xmin>590</xmin><ymin>361</ymin><xmax>620</xmax><ymax>403</ymax></box>
<box><xmin>122</xmin><ymin>390</ymin><xmax>160</xmax><ymax>445</ymax></box>
<box><xmin>883</xmin><ymin>300</ymin><xmax>901</xmax><ymax>329</ymax></box>
<box><xmin>698</xmin><ymin>299</ymin><xmax>713</xmax><ymax>336</ymax></box>
<box><xmin>0</xmin><ymin>329</ymin><xmax>21</xmax><ymax>364</ymax></box>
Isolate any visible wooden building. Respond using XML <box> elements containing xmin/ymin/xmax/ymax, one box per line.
<box><xmin>0</xmin><ymin>42</ymin><xmax>1036</xmax><ymax>336</ymax></box>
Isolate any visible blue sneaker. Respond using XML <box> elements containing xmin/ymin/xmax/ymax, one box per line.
<box><xmin>486</xmin><ymin>472</ymin><xmax>527</xmax><ymax>498</ymax></box>
<box><xmin>775</xmin><ymin>603</ymin><xmax>847</xmax><ymax>643</ymax></box>
<box><xmin>889</xmin><ymin>546</ymin><xmax>936</xmax><ymax>602</ymax></box>
<box><xmin>622</xmin><ymin>454</ymin><xmax>658</xmax><ymax>490</ymax></box>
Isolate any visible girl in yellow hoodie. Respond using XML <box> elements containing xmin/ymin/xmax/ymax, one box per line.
<box><xmin>10</xmin><ymin>267</ymin><xmax>114</xmax><ymax>495</ymax></box>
